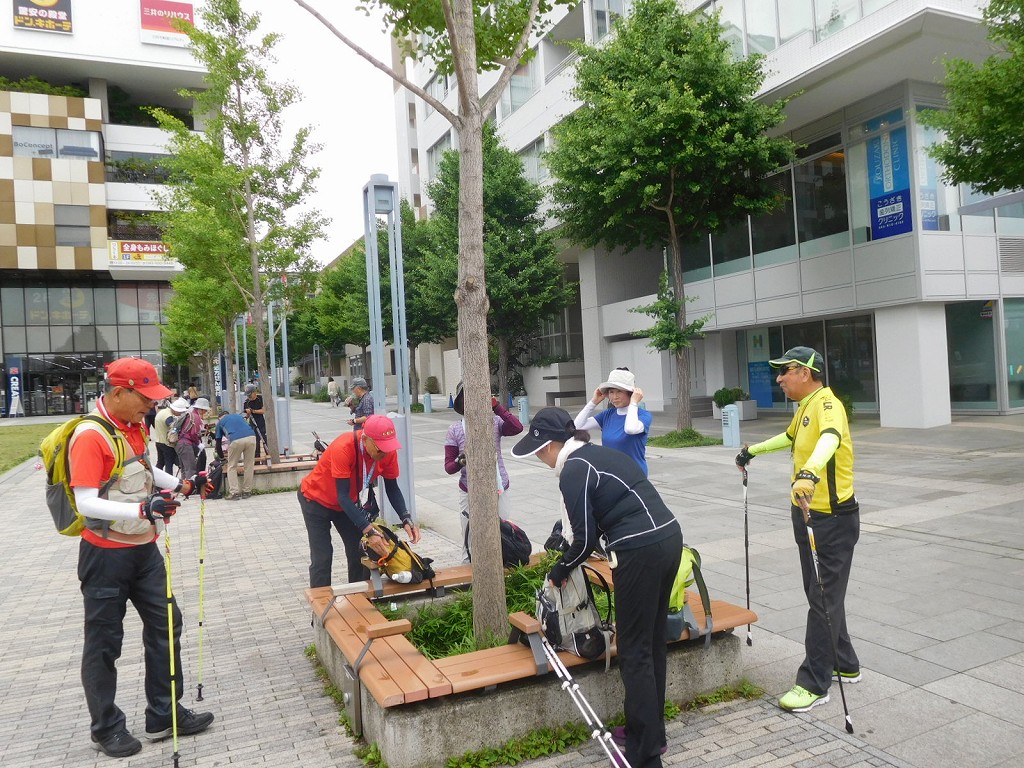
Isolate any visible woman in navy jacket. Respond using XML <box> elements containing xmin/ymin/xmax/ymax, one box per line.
<box><xmin>513</xmin><ymin>407</ymin><xmax>682</xmax><ymax>768</ymax></box>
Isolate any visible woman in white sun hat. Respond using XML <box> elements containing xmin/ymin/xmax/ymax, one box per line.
<box><xmin>574</xmin><ymin>366</ymin><xmax>653</xmax><ymax>475</ymax></box>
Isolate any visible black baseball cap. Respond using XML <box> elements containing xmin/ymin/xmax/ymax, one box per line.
<box><xmin>768</xmin><ymin>346</ymin><xmax>822</xmax><ymax>372</ymax></box>
<box><xmin>511</xmin><ymin>407</ymin><xmax>576</xmax><ymax>457</ymax></box>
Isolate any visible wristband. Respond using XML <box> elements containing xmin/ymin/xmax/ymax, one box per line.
<box><xmin>794</xmin><ymin>469</ymin><xmax>820</xmax><ymax>484</ymax></box>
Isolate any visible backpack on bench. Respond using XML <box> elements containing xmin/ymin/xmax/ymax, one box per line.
<box><xmin>536</xmin><ymin>562</ymin><xmax>614</xmax><ymax>664</ymax></box>
<box><xmin>666</xmin><ymin>545</ymin><xmax>713</xmax><ymax>646</ymax></box>
<box><xmin>361</xmin><ymin>523</ymin><xmax>435</xmax><ymax>584</ymax></box>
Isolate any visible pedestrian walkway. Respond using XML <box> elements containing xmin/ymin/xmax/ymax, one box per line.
<box><xmin>1</xmin><ymin>398</ymin><xmax>1022</xmax><ymax>767</ymax></box>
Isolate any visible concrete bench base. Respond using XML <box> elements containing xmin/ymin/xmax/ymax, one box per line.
<box><xmin>311</xmin><ymin>614</ymin><xmax>744</xmax><ymax>768</ymax></box>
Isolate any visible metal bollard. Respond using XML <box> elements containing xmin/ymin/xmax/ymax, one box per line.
<box><xmin>423</xmin><ymin>393</ymin><xmax>432</xmax><ymax>413</ymax></box>
<box><xmin>721</xmin><ymin>404</ymin><xmax>741</xmax><ymax>448</ymax></box>
<box><xmin>517</xmin><ymin>395</ymin><xmax>529</xmax><ymax>425</ymax></box>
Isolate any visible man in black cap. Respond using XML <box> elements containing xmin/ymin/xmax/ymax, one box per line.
<box><xmin>735</xmin><ymin>346</ymin><xmax>860</xmax><ymax>715</ymax></box>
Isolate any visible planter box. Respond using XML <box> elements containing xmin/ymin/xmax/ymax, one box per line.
<box><xmin>712</xmin><ymin>400</ymin><xmax>758</xmax><ymax>420</ymax></box>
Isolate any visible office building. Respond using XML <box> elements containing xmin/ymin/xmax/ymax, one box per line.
<box><xmin>397</xmin><ymin>0</ymin><xmax>1015</xmax><ymax>427</ymax></box>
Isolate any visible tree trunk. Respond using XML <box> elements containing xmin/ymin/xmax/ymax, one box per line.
<box><xmin>496</xmin><ymin>336</ymin><xmax>510</xmax><ymax>407</ymax></box>
<box><xmin>452</xmin><ymin>0</ymin><xmax>508</xmax><ymax>646</ymax></box>
<box><xmin>408</xmin><ymin>341</ymin><xmax>420</xmax><ymax>402</ymax></box>
<box><xmin>668</xmin><ymin>234</ymin><xmax>693</xmax><ymax>431</ymax></box>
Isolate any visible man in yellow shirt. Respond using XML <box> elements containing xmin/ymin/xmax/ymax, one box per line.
<box><xmin>735</xmin><ymin>346</ymin><xmax>860</xmax><ymax>713</ymax></box>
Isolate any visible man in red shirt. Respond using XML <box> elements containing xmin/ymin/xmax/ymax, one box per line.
<box><xmin>70</xmin><ymin>357</ymin><xmax>213</xmax><ymax>758</ymax></box>
<box><xmin>299</xmin><ymin>414</ymin><xmax>421</xmax><ymax>587</ymax></box>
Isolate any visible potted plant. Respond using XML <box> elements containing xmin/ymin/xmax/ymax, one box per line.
<box><xmin>712</xmin><ymin>387</ymin><xmax>758</xmax><ymax>421</ymax></box>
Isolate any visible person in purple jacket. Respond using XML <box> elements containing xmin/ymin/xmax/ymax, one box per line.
<box><xmin>443</xmin><ymin>382</ymin><xmax>523</xmax><ymax>562</ymax></box>
<box><xmin>574</xmin><ymin>367</ymin><xmax>653</xmax><ymax>475</ymax></box>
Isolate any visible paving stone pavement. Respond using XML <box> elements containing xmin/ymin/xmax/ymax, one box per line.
<box><xmin>2</xmin><ymin>399</ymin><xmax>1023</xmax><ymax>767</ymax></box>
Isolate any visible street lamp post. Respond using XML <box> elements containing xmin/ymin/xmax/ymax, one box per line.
<box><xmin>362</xmin><ymin>173</ymin><xmax>415</xmax><ymax>523</ymax></box>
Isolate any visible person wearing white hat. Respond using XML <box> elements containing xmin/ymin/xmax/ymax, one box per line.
<box><xmin>174</xmin><ymin>397</ymin><xmax>210</xmax><ymax>479</ymax></box>
<box><xmin>153</xmin><ymin>397</ymin><xmax>189</xmax><ymax>475</ymax></box>
<box><xmin>573</xmin><ymin>367</ymin><xmax>653</xmax><ymax>475</ymax></box>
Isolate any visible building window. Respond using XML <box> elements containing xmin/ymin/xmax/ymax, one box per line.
<box><xmin>794</xmin><ymin>149</ymin><xmax>850</xmax><ymax>257</ymax></box>
<box><xmin>12</xmin><ymin>126</ymin><xmax>56</xmax><ymax>158</ymax></box>
<box><xmin>105</xmin><ymin>151</ymin><xmax>171</xmax><ymax>184</ymax></box>
<box><xmin>12</xmin><ymin>126</ymin><xmax>101</xmax><ymax>160</ymax></box>
<box><xmin>425</xmin><ymin>73</ymin><xmax>451</xmax><ymax>116</ymax></box>
<box><xmin>500</xmin><ymin>56</ymin><xmax>537</xmax><ymax>118</ymax></box>
<box><xmin>778</xmin><ymin>0</ymin><xmax>813</xmax><ymax>43</ymax></box>
<box><xmin>682</xmin><ymin>236</ymin><xmax>712</xmax><ymax>283</ymax></box>
<box><xmin>55</xmin><ymin>205</ymin><xmax>91</xmax><ymax>247</ymax></box>
<box><xmin>107</xmin><ymin>210</ymin><xmax>163</xmax><ymax>241</ymax></box>
<box><xmin>717</xmin><ymin>0</ymin><xmax>745</xmax><ymax>59</ymax></box>
<box><xmin>947</xmin><ymin>301</ymin><xmax>997</xmax><ymax>410</ymax></box>
<box><xmin>519</xmin><ymin>137</ymin><xmax>547</xmax><ymax>183</ymax></box>
<box><xmin>1004</xmin><ymin>299</ymin><xmax>1024</xmax><ymax>408</ymax></box>
<box><xmin>815</xmin><ymin>0</ymin><xmax>859</xmax><ymax>39</ymax></box>
<box><xmin>751</xmin><ymin>169</ymin><xmax>796</xmax><ymax>267</ymax></box>
<box><xmin>593</xmin><ymin>0</ymin><xmax>626</xmax><ymax>40</ymax></box>
<box><xmin>711</xmin><ymin>218</ymin><xmax>751</xmax><ymax>276</ymax></box>
<box><xmin>426</xmin><ymin>132</ymin><xmax>452</xmax><ymax>183</ymax></box>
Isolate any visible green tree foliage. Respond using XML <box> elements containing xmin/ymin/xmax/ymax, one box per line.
<box><xmin>630</xmin><ymin>271</ymin><xmax>709</xmax><ymax>353</ymax></box>
<box><xmin>160</xmin><ymin>271</ymin><xmax>242</xmax><ymax>398</ymax></box>
<box><xmin>920</xmin><ymin>0</ymin><xmax>1024</xmax><ymax>194</ymax></box>
<box><xmin>425</xmin><ymin>123</ymin><xmax>573</xmax><ymax>403</ymax></box>
<box><xmin>151</xmin><ymin>0</ymin><xmax>326</xmax><ymax>456</ymax></box>
<box><xmin>0</xmin><ymin>75</ymin><xmax>86</xmax><ymax>97</ymax></box>
<box><xmin>546</xmin><ymin>0</ymin><xmax>795</xmax><ymax>430</ymax></box>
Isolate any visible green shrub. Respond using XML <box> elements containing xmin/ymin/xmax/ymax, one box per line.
<box><xmin>425</xmin><ymin>376</ymin><xmax>441</xmax><ymax>394</ymax></box>
<box><xmin>313</xmin><ymin>389</ymin><xmax>330</xmax><ymax>403</ymax></box>
<box><xmin>712</xmin><ymin>386</ymin><xmax>749</xmax><ymax>408</ymax></box>
<box><xmin>0</xmin><ymin>75</ymin><xmax>87</xmax><ymax>97</ymax></box>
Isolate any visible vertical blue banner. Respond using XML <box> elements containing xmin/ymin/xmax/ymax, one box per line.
<box><xmin>747</xmin><ymin>361</ymin><xmax>774</xmax><ymax>408</ymax></box>
<box><xmin>867</xmin><ymin>126</ymin><xmax>913</xmax><ymax>240</ymax></box>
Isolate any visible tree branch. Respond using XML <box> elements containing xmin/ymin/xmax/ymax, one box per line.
<box><xmin>291</xmin><ymin>0</ymin><xmax>461</xmax><ymax>128</ymax></box>
<box><xmin>480</xmin><ymin>0</ymin><xmax>543</xmax><ymax>116</ymax></box>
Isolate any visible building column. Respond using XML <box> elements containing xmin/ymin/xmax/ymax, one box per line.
<box><xmin>875</xmin><ymin>303</ymin><xmax>951</xmax><ymax>428</ymax></box>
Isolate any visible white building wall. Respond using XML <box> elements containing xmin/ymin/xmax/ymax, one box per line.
<box><xmin>876</xmin><ymin>303</ymin><xmax>952</xmax><ymax>428</ymax></box>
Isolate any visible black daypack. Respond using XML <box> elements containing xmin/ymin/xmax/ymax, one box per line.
<box><xmin>536</xmin><ymin>562</ymin><xmax>614</xmax><ymax>663</ymax></box>
<box><xmin>463</xmin><ymin>517</ymin><xmax>532</xmax><ymax>568</ymax></box>
<box><xmin>203</xmin><ymin>458</ymin><xmax>225</xmax><ymax>501</ymax></box>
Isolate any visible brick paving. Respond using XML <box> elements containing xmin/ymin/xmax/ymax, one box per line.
<box><xmin>2</xmin><ymin>400</ymin><xmax>1023</xmax><ymax>767</ymax></box>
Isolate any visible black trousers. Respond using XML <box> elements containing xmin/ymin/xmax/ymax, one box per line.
<box><xmin>298</xmin><ymin>490</ymin><xmax>368</xmax><ymax>587</ymax></box>
<box><xmin>155</xmin><ymin>442</ymin><xmax>178</xmax><ymax>475</ymax></box>
<box><xmin>78</xmin><ymin>539</ymin><xmax>184</xmax><ymax>738</ymax></box>
<box><xmin>791</xmin><ymin>507</ymin><xmax>860</xmax><ymax>695</ymax></box>
<box><xmin>613</xmin><ymin>527</ymin><xmax>682</xmax><ymax>768</ymax></box>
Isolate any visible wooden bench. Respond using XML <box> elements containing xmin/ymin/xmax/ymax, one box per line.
<box><xmin>307</xmin><ymin>560</ymin><xmax>757</xmax><ymax>711</ymax></box>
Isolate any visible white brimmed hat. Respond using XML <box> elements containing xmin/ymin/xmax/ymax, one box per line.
<box><xmin>597</xmin><ymin>368</ymin><xmax>636</xmax><ymax>393</ymax></box>
<box><xmin>169</xmin><ymin>398</ymin><xmax>189</xmax><ymax>412</ymax></box>
<box><xmin>192</xmin><ymin>397</ymin><xmax>211</xmax><ymax>411</ymax></box>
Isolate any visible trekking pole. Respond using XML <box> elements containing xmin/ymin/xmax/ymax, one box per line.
<box><xmin>742</xmin><ymin>468</ymin><xmax>751</xmax><ymax>646</ymax></box>
<box><xmin>803</xmin><ymin>508</ymin><xmax>854</xmax><ymax>734</ymax></box>
<box><xmin>538</xmin><ymin>635</ymin><xmax>630</xmax><ymax>768</ymax></box>
<box><xmin>195</xmin><ymin>473</ymin><xmax>208</xmax><ymax>702</ymax></box>
<box><xmin>157</xmin><ymin>494</ymin><xmax>181</xmax><ymax>768</ymax></box>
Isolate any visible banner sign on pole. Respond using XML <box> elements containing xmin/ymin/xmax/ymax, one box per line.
<box><xmin>867</xmin><ymin>126</ymin><xmax>913</xmax><ymax>240</ymax></box>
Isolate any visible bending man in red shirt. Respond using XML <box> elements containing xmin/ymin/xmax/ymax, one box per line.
<box><xmin>299</xmin><ymin>414</ymin><xmax>421</xmax><ymax>587</ymax></box>
<box><xmin>69</xmin><ymin>357</ymin><xmax>213</xmax><ymax>759</ymax></box>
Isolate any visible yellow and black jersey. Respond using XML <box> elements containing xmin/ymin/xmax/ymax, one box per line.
<box><xmin>786</xmin><ymin>387</ymin><xmax>857</xmax><ymax>514</ymax></box>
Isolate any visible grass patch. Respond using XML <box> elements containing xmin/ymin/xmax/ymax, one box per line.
<box><xmin>0</xmin><ymin>423</ymin><xmax>58</xmax><ymax>474</ymax></box>
<box><xmin>648</xmin><ymin>428</ymin><xmax>722</xmax><ymax>448</ymax></box>
<box><xmin>684</xmin><ymin>679</ymin><xmax>764</xmax><ymax>710</ymax></box>
<box><xmin>376</xmin><ymin>552</ymin><xmax>597</xmax><ymax>659</ymax></box>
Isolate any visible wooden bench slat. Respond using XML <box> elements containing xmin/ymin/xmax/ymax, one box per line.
<box><xmin>343</xmin><ymin>594</ymin><xmax>439</xmax><ymax>704</ymax></box>
<box><xmin>309</xmin><ymin>593</ymin><xmax>406</xmax><ymax>707</ymax></box>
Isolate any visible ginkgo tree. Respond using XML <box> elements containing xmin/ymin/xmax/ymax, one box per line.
<box><xmin>292</xmin><ymin>0</ymin><xmax>573</xmax><ymax>642</ymax></box>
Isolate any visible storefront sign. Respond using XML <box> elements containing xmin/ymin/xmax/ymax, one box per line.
<box><xmin>139</xmin><ymin>0</ymin><xmax>193</xmax><ymax>47</ymax></box>
<box><xmin>6</xmin><ymin>358</ymin><xmax>24</xmax><ymax>417</ymax></box>
<box><xmin>867</xmin><ymin>126</ymin><xmax>913</xmax><ymax>240</ymax></box>
<box><xmin>13</xmin><ymin>0</ymin><xmax>72</xmax><ymax>34</ymax></box>
<box><xmin>108</xmin><ymin>240</ymin><xmax>174</xmax><ymax>267</ymax></box>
